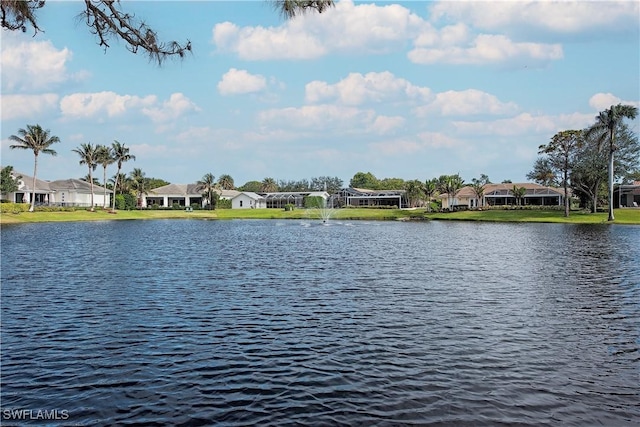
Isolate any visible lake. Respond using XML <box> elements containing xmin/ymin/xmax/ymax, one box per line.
<box><xmin>1</xmin><ymin>219</ymin><xmax>639</xmax><ymax>426</ymax></box>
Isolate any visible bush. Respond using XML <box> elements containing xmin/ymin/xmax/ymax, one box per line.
<box><xmin>217</xmin><ymin>198</ymin><xmax>231</xmax><ymax>209</ymax></box>
<box><xmin>284</xmin><ymin>203</ymin><xmax>295</xmax><ymax>211</ymax></box>
<box><xmin>191</xmin><ymin>203</ymin><xmax>201</xmax><ymax>210</ymax></box>
<box><xmin>172</xmin><ymin>203</ymin><xmax>182</xmax><ymax>210</ymax></box>
<box><xmin>0</xmin><ymin>202</ymin><xmax>29</xmax><ymax>213</ymax></box>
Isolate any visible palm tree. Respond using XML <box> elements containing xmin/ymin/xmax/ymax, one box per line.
<box><xmin>81</xmin><ymin>174</ymin><xmax>100</xmax><ymax>186</ymax></box>
<box><xmin>404</xmin><ymin>180</ymin><xmax>425</xmax><ymax>208</ymax></box>
<box><xmin>109</xmin><ymin>173</ymin><xmax>130</xmax><ymax>194</ymax></box>
<box><xmin>129</xmin><ymin>168</ymin><xmax>148</xmax><ymax>208</ymax></box>
<box><xmin>217</xmin><ymin>174</ymin><xmax>235</xmax><ymax>190</ymax></box>
<box><xmin>261</xmin><ymin>177</ymin><xmax>278</xmax><ymax>193</ymax></box>
<box><xmin>111</xmin><ymin>140</ymin><xmax>136</xmax><ymax>211</ymax></box>
<box><xmin>197</xmin><ymin>173</ymin><xmax>217</xmax><ymax>210</ymax></box>
<box><xmin>471</xmin><ymin>178</ymin><xmax>485</xmax><ymax>209</ymax></box>
<box><xmin>423</xmin><ymin>178</ymin><xmax>438</xmax><ymax>212</ymax></box>
<box><xmin>73</xmin><ymin>143</ymin><xmax>99</xmax><ymax>211</ymax></box>
<box><xmin>8</xmin><ymin>124</ymin><xmax>60</xmax><ymax>212</ymax></box>
<box><xmin>438</xmin><ymin>174</ymin><xmax>464</xmax><ymax>211</ymax></box>
<box><xmin>585</xmin><ymin>104</ymin><xmax>639</xmax><ymax>221</ymax></box>
<box><xmin>95</xmin><ymin>145</ymin><xmax>114</xmax><ymax>208</ymax></box>
<box><xmin>511</xmin><ymin>185</ymin><xmax>527</xmax><ymax>206</ymax></box>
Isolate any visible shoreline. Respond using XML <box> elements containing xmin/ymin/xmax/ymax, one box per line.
<box><xmin>1</xmin><ymin>208</ymin><xmax>639</xmax><ymax>226</ymax></box>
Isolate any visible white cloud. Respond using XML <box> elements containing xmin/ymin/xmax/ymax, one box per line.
<box><xmin>142</xmin><ymin>93</ymin><xmax>200</xmax><ymax>123</ymax></box>
<box><xmin>60</xmin><ymin>92</ymin><xmax>156</xmax><ymax>119</ymax></box>
<box><xmin>1</xmin><ymin>93</ymin><xmax>59</xmax><ymax>121</ymax></box>
<box><xmin>212</xmin><ymin>0</ymin><xmax>424</xmax><ymax>60</ymax></box>
<box><xmin>59</xmin><ymin>92</ymin><xmax>198</xmax><ymax>124</ymax></box>
<box><xmin>415</xmin><ymin>89</ymin><xmax>518</xmax><ymax>117</ymax></box>
<box><xmin>258</xmin><ymin>104</ymin><xmax>376</xmax><ymax>130</ymax></box>
<box><xmin>305</xmin><ymin>71</ymin><xmax>431</xmax><ymax>105</ymax></box>
<box><xmin>0</xmin><ymin>37</ymin><xmax>81</xmax><ymax>92</ymax></box>
<box><xmin>453</xmin><ymin>112</ymin><xmax>594</xmax><ymax>136</ymax></box>
<box><xmin>589</xmin><ymin>93</ymin><xmax>640</xmax><ymax>111</ymax></box>
<box><xmin>218</xmin><ymin>68</ymin><xmax>267</xmax><ymax>95</ymax></box>
<box><xmin>429</xmin><ymin>1</ymin><xmax>639</xmax><ymax>35</ymax></box>
<box><xmin>409</xmin><ymin>34</ymin><xmax>563</xmax><ymax>66</ymax></box>
<box><xmin>372</xmin><ymin>116</ymin><xmax>405</xmax><ymax>134</ymax></box>
<box><xmin>212</xmin><ymin>21</ymin><xmax>326</xmax><ymax>60</ymax></box>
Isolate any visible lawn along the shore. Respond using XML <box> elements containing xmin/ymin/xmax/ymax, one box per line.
<box><xmin>1</xmin><ymin>207</ymin><xmax>639</xmax><ymax>225</ymax></box>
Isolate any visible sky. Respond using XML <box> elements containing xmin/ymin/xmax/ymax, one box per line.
<box><xmin>1</xmin><ymin>0</ymin><xmax>639</xmax><ymax>188</ymax></box>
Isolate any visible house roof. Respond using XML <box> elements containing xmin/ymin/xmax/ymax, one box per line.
<box><xmin>441</xmin><ymin>183</ymin><xmax>563</xmax><ymax>198</ymax></box>
<box><xmin>48</xmin><ymin>179</ymin><xmax>111</xmax><ymax>193</ymax></box>
<box><xmin>234</xmin><ymin>192</ymin><xmax>264</xmax><ymax>200</ymax></box>
<box><xmin>9</xmin><ymin>170</ymin><xmax>53</xmax><ymax>193</ymax></box>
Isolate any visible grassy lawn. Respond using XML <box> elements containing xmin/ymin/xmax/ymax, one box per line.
<box><xmin>1</xmin><ymin>207</ymin><xmax>639</xmax><ymax>225</ymax></box>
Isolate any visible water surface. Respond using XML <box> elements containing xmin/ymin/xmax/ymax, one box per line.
<box><xmin>2</xmin><ymin>219</ymin><xmax>639</xmax><ymax>426</ymax></box>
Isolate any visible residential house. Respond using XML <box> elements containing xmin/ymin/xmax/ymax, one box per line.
<box><xmin>232</xmin><ymin>192</ymin><xmax>266</xmax><ymax>209</ymax></box>
<box><xmin>440</xmin><ymin>183</ymin><xmax>564</xmax><ymax>210</ymax></box>
<box><xmin>2</xmin><ymin>170</ymin><xmax>110</xmax><ymax>207</ymax></box>
<box><xmin>144</xmin><ymin>183</ymin><xmax>240</xmax><ymax>208</ymax></box>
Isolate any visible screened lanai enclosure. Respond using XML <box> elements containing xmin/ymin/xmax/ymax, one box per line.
<box><xmin>262</xmin><ymin>192</ymin><xmax>333</xmax><ymax>209</ymax></box>
<box><xmin>336</xmin><ymin>188</ymin><xmax>407</xmax><ymax>208</ymax></box>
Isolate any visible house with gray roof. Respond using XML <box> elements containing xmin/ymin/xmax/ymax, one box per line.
<box><xmin>1</xmin><ymin>169</ymin><xmax>110</xmax><ymax>207</ymax></box>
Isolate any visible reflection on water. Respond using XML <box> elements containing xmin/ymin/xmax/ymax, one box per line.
<box><xmin>1</xmin><ymin>220</ymin><xmax>639</xmax><ymax>426</ymax></box>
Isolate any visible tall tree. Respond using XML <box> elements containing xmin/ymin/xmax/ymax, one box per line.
<box><xmin>585</xmin><ymin>104</ymin><xmax>639</xmax><ymax>221</ymax></box>
<box><xmin>350</xmin><ymin>171</ymin><xmax>379</xmax><ymax>189</ymax></box>
<box><xmin>423</xmin><ymin>178</ymin><xmax>438</xmax><ymax>212</ymax></box>
<box><xmin>527</xmin><ymin>157</ymin><xmax>557</xmax><ymax>187</ymax></box>
<box><xmin>73</xmin><ymin>143</ymin><xmax>100</xmax><ymax>211</ymax></box>
<box><xmin>539</xmin><ymin>130</ymin><xmax>582</xmax><ymax>217</ymax></box>
<box><xmin>261</xmin><ymin>177</ymin><xmax>278</xmax><ymax>192</ymax></box>
<box><xmin>437</xmin><ymin>174</ymin><xmax>464</xmax><ymax>211</ymax></box>
<box><xmin>96</xmin><ymin>144</ymin><xmax>114</xmax><ymax>208</ymax></box>
<box><xmin>1</xmin><ymin>166</ymin><xmax>22</xmax><ymax>199</ymax></box>
<box><xmin>404</xmin><ymin>180</ymin><xmax>425</xmax><ymax>208</ymax></box>
<box><xmin>217</xmin><ymin>174</ymin><xmax>235</xmax><ymax>190</ymax></box>
<box><xmin>511</xmin><ymin>185</ymin><xmax>527</xmax><ymax>206</ymax></box>
<box><xmin>2</xmin><ymin>1</ymin><xmax>333</xmax><ymax>64</ymax></box>
<box><xmin>111</xmin><ymin>140</ymin><xmax>136</xmax><ymax>211</ymax></box>
<box><xmin>8</xmin><ymin>124</ymin><xmax>60</xmax><ymax>212</ymax></box>
<box><xmin>471</xmin><ymin>178</ymin><xmax>485</xmax><ymax>208</ymax></box>
<box><xmin>129</xmin><ymin>168</ymin><xmax>148</xmax><ymax>208</ymax></box>
<box><xmin>197</xmin><ymin>173</ymin><xmax>217</xmax><ymax>210</ymax></box>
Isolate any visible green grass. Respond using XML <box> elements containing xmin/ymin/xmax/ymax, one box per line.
<box><xmin>1</xmin><ymin>207</ymin><xmax>639</xmax><ymax>225</ymax></box>
<box><xmin>425</xmin><ymin>208</ymin><xmax>640</xmax><ymax>224</ymax></box>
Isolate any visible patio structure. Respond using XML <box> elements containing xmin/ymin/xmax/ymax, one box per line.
<box><xmin>614</xmin><ymin>181</ymin><xmax>640</xmax><ymax>208</ymax></box>
<box><xmin>144</xmin><ymin>183</ymin><xmax>240</xmax><ymax>208</ymax></box>
<box><xmin>262</xmin><ymin>191</ymin><xmax>331</xmax><ymax>209</ymax></box>
<box><xmin>336</xmin><ymin>188</ymin><xmax>407</xmax><ymax>208</ymax></box>
<box><xmin>441</xmin><ymin>183</ymin><xmax>564</xmax><ymax>210</ymax></box>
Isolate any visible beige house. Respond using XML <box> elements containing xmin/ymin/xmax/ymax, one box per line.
<box><xmin>440</xmin><ymin>183</ymin><xmax>564</xmax><ymax>210</ymax></box>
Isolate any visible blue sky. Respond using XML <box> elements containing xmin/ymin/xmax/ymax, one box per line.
<box><xmin>2</xmin><ymin>0</ymin><xmax>639</xmax><ymax>187</ymax></box>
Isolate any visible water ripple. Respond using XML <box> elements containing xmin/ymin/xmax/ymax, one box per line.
<box><xmin>1</xmin><ymin>220</ymin><xmax>639</xmax><ymax>426</ymax></box>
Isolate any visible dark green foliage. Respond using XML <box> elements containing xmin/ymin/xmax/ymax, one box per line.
<box><xmin>304</xmin><ymin>196</ymin><xmax>324</xmax><ymax>208</ymax></box>
<box><xmin>1</xmin><ymin>166</ymin><xmax>21</xmax><ymax>196</ymax></box>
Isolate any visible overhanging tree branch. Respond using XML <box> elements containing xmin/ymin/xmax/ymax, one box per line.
<box><xmin>79</xmin><ymin>0</ymin><xmax>191</xmax><ymax>65</ymax></box>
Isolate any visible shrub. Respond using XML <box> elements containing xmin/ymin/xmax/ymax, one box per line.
<box><xmin>0</xmin><ymin>202</ymin><xmax>29</xmax><ymax>214</ymax></box>
<box><xmin>284</xmin><ymin>203</ymin><xmax>295</xmax><ymax>211</ymax></box>
<box><xmin>217</xmin><ymin>199</ymin><xmax>231</xmax><ymax>209</ymax></box>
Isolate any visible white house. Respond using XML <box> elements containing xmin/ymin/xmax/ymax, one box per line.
<box><xmin>1</xmin><ymin>169</ymin><xmax>110</xmax><ymax>207</ymax></box>
<box><xmin>232</xmin><ymin>192</ymin><xmax>266</xmax><ymax>209</ymax></box>
<box><xmin>145</xmin><ymin>183</ymin><xmax>241</xmax><ymax>208</ymax></box>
